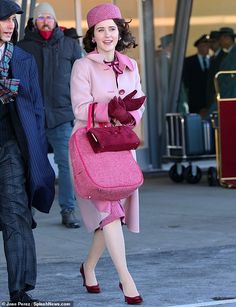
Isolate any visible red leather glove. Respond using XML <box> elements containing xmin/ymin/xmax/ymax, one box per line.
<box><xmin>108</xmin><ymin>96</ymin><xmax>134</xmax><ymax>124</ymax></box>
<box><xmin>123</xmin><ymin>90</ymin><xmax>146</xmax><ymax>111</ymax></box>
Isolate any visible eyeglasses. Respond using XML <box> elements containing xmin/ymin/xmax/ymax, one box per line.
<box><xmin>36</xmin><ymin>16</ymin><xmax>55</xmax><ymax>22</ymax></box>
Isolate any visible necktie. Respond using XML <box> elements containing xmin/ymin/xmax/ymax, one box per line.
<box><xmin>202</xmin><ymin>56</ymin><xmax>208</xmax><ymax>71</ymax></box>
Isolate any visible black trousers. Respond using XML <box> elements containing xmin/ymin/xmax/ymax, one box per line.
<box><xmin>0</xmin><ymin>140</ymin><xmax>36</xmax><ymax>294</ymax></box>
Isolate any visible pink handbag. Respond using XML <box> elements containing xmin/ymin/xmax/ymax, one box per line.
<box><xmin>69</xmin><ymin>104</ymin><xmax>144</xmax><ymax>201</ymax></box>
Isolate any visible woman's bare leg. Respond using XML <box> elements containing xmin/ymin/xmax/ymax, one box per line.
<box><xmin>103</xmin><ymin>219</ymin><xmax>139</xmax><ymax>297</ymax></box>
<box><xmin>83</xmin><ymin>229</ymin><xmax>105</xmax><ymax>286</ymax></box>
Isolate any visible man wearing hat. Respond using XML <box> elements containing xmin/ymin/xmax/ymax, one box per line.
<box><xmin>158</xmin><ymin>33</ymin><xmax>173</xmax><ymax>57</ymax></box>
<box><xmin>206</xmin><ymin>30</ymin><xmax>227</xmax><ymax>111</ymax></box>
<box><xmin>216</xmin><ymin>27</ymin><xmax>236</xmax><ymax>98</ymax></box>
<box><xmin>218</xmin><ymin>27</ymin><xmax>236</xmax><ymax>52</ymax></box>
<box><xmin>18</xmin><ymin>2</ymin><xmax>82</xmax><ymax>228</ymax></box>
<box><xmin>0</xmin><ymin>0</ymin><xmax>55</xmax><ymax>303</ymax></box>
<box><xmin>183</xmin><ymin>34</ymin><xmax>211</xmax><ymax>114</ymax></box>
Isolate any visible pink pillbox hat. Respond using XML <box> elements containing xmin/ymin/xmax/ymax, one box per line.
<box><xmin>87</xmin><ymin>3</ymin><xmax>122</xmax><ymax>29</ymax></box>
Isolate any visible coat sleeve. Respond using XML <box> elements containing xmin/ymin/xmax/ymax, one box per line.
<box><xmin>29</xmin><ymin>56</ymin><xmax>48</xmax><ymax>152</ymax></box>
<box><xmin>128</xmin><ymin>59</ymin><xmax>146</xmax><ymax>127</ymax></box>
<box><xmin>70</xmin><ymin>58</ymin><xmax>92</xmax><ymax>123</ymax></box>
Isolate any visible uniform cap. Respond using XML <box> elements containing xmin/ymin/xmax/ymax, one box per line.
<box><xmin>158</xmin><ymin>33</ymin><xmax>173</xmax><ymax>48</ymax></box>
<box><xmin>218</xmin><ymin>27</ymin><xmax>236</xmax><ymax>38</ymax></box>
<box><xmin>194</xmin><ymin>34</ymin><xmax>210</xmax><ymax>47</ymax></box>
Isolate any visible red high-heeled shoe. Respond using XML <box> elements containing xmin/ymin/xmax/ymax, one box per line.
<box><xmin>119</xmin><ymin>282</ymin><xmax>143</xmax><ymax>305</ymax></box>
<box><xmin>80</xmin><ymin>263</ymin><xmax>101</xmax><ymax>293</ymax></box>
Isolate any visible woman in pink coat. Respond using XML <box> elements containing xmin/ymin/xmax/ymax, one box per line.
<box><xmin>70</xmin><ymin>3</ymin><xmax>146</xmax><ymax>304</ymax></box>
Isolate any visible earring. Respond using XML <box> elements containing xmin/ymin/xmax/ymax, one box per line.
<box><xmin>119</xmin><ymin>37</ymin><xmax>122</xmax><ymax>41</ymax></box>
<box><xmin>92</xmin><ymin>38</ymin><xmax>95</xmax><ymax>43</ymax></box>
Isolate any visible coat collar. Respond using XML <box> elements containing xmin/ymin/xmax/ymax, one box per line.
<box><xmin>86</xmin><ymin>50</ymin><xmax>134</xmax><ymax>72</ymax></box>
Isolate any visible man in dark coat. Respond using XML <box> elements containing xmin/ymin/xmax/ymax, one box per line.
<box><xmin>206</xmin><ymin>30</ymin><xmax>227</xmax><ymax>113</ymax></box>
<box><xmin>217</xmin><ymin>27</ymin><xmax>236</xmax><ymax>98</ymax></box>
<box><xmin>18</xmin><ymin>3</ymin><xmax>82</xmax><ymax>228</ymax></box>
<box><xmin>183</xmin><ymin>34</ymin><xmax>211</xmax><ymax>115</ymax></box>
<box><xmin>0</xmin><ymin>0</ymin><xmax>55</xmax><ymax>303</ymax></box>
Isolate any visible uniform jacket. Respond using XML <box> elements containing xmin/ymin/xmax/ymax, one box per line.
<box><xmin>10</xmin><ymin>46</ymin><xmax>55</xmax><ymax>213</ymax></box>
<box><xmin>17</xmin><ymin>26</ymin><xmax>82</xmax><ymax>128</ymax></box>
<box><xmin>70</xmin><ymin>50</ymin><xmax>145</xmax><ymax>233</ymax></box>
<box><xmin>183</xmin><ymin>54</ymin><xmax>209</xmax><ymax>113</ymax></box>
<box><xmin>218</xmin><ymin>44</ymin><xmax>236</xmax><ymax>98</ymax></box>
<box><xmin>206</xmin><ymin>49</ymin><xmax>227</xmax><ymax>107</ymax></box>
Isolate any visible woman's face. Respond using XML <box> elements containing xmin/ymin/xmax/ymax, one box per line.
<box><xmin>93</xmin><ymin>19</ymin><xmax>119</xmax><ymax>59</ymax></box>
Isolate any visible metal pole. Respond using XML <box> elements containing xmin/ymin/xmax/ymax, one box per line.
<box><xmin>168</xmin><ymin>0</ymin><xmax>193</xmax><ymax>113</ymax></box>
<box><xmin>19</xmin><ymin>0</ymin><xmax>27</xmax><ymax>39</ymax></box>
<box><xmin>142</xmin><ymin>0</ymin><xmax>160</xmax><ymax>169</ymax></box>
<box><xmin>29</xmin><ymin>0</ymin><xmax>36</xmax><ymax>18</ymax></box>
<box><xmin>74</xmin><ymin>0</ymin><xmax>83</xmax><ymax>46</ymax></box>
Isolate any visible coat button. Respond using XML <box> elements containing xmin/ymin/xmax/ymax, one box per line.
<box><xmin>119</xmin><ymin>89</ymin><xmax>125</xmax><ymax>95</ymax></box>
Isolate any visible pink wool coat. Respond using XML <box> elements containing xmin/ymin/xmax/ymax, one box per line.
<box><xmin>70</xmin><ymin>50</ymin><xmax>145</xmax><ymax>233</ymax></box>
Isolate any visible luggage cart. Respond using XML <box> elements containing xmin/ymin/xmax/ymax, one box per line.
<box><xmin>207</xmin><ymin>70</ymin><xmax>236</xmax><ymax>188</ymax></box>
<box><xmin>163</xmin><ymin>113</ymin><xmax>215</xmax><ymax>184</ymax></box>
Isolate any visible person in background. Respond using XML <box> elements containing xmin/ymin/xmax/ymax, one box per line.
<box><xmin>70</xmin><ymin>3</ymin><xmax>145</xmax><ymax>305</ymax></box>
<box><xmin>0</xmin><ymin>0</ymin><xmax>55</xmax><ymax>303</ymax></box>
<box><xmin>206</xmin><ymin>30</ymin><xmax>227</xmax><ymax>113</ymax></box>
<box><xmin>217</xmin><ymin>27</ymin><xmax>236</xmax><ymax>98</ymax></box>
<box><xmin>64</xmin><ymin>27</ymin><xmax>80</xmax><ymax>40</ymax></box>
<box><xmin>63</xmin><ymin>27</ymin><xmax>86</xmax><ymax>57</ymax></box>
<box><xmin>18</xmin><ymin>2</ymin><xmax>82</xmax><ymax>228</ymax></box>
<box><xmin>183</xmin><ymin>34</ymin><xmax>211</xmax><ymax>116</ymax></box>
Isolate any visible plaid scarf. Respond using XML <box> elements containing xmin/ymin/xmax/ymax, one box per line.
<box><xmin>0</xmin><ymin>42</ymin><xmax>20</xmax><ymax>104</ymax></box>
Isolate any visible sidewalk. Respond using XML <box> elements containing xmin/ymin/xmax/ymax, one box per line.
<box><xmin>1</xmin><ymin>173</ymin><xmax>236</xmax><ymax>306</ymax></box>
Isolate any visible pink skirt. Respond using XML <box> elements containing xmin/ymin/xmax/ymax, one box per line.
<box><xmin>76</xmin><ymin>189</ymin><xmax>140</xmax><ymax>233</ymax></box>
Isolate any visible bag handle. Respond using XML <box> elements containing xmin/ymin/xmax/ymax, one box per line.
<box><xmin>87</xmin><ymin>103</ymin><xmax>97</xmax><ymax>131</ymax></box>
<box><xmin>87</xmin><ymin>103</ymin><xmax>108</xmax><ymax>131</ymax></box>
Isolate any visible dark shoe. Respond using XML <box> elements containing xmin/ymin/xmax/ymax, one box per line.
<box><xmin>10</xmin><ymin>290</ymin><xmax>39</xmax><ymax>304</ymax></box>
<box><xmin>80</xmin><ymin>263</ymin><xmax>101</xmax><ymax>293</ymax></box>
<box><xmin>119</xmin><ymin>282</ymin><xmax>143</xmax><ymax>305</ymax></box>
<box><xmin>61</xmin><ymin>209</ymin><xmax>80</xmax><ymax>228</ymax></box>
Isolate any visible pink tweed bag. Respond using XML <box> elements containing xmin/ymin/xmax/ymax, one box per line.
<box><xmin>69</xmin><ymin>104</ymin><xmax>144</xmax><ymax>201</ymax></box>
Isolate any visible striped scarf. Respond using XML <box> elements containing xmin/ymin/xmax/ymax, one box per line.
<box><xmin>0</xmin><ymin>42</ymin><xmax>20</xmax><ymax>104</ymax></box>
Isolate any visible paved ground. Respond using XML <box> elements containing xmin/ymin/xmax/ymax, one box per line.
<box><xmin>1</xmin><ymin>168</ymin><xmax>236</xmax><ymax>307</ymax></box>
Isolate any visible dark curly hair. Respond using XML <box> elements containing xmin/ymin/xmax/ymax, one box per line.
<box><xmin>83</xmin><ymin>19</ymin><xmax>137</xmax><ymax>53</ymax></box>
<box><xmin>11</xmin><ymin>18</ymin><xmax>19</xmax><ymax>45</ymax></box>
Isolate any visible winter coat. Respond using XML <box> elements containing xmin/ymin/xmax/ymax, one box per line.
<box><xmin>183</xmin><ymin>54</ymin><xmax>209</xmax><ymax>113</ymax></box>
<box><xmin>10</xmin><ymin>46</ymin><xmax>55</xmax><ymax>213</ymax></box>
<box><xmin>218</xmin><ymin>44</ymin><xmax>236</xmax><ymax>98</ymax></box>
<box><xmin>17</xmin><ymin>26</ymin><xmax>82</xmax><ymax>128</ymax></box>
<box><xmin>70</xmin><ymin>50</ymin><xmax>145</xmax><ymax>233</ymax></box>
